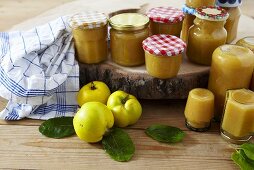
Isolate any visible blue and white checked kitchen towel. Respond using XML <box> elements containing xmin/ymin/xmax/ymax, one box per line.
<box><xmin>0</xmin><ymin>16</ymin><xmax>79</xmax><ymax>120</ymax></box>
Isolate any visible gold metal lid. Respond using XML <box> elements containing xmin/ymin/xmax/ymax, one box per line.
<box><xmin>109</xmin><ymin>13</ymin><xmax>149</xmax><ymax>31</ymax></box>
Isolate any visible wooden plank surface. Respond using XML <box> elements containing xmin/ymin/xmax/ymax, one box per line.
<box><xmin>0</xmin><ymin>0</ymin><xmax>254</xmax><ymax>169</ymax></box>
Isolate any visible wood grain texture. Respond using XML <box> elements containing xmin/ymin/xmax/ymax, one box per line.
<box><xmin>0</xmin><ymin>0</ymin><xmax>254</xmax><ymax>169</ymax></box>
<box><xmin>0</xmin><ymin>124</ymin><xmax>238</xmax><ymax>170</ymax></box>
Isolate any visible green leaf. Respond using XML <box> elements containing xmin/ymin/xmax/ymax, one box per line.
<box><xmin>102</xmin><ymin>128</ymin><xmax>135</xmax><ymax>162</ymax></box>
<box><xmin>232</xmin><ymin>150</ymin><xmax>254</xmax><ymax>170</ymax></box>
<box><xmin>241</xmin><ymin>143</ymin><xmax>254</xmax><ymax>161</ymax></box>
<box><xmin>39</xmin><ymin>117</ymin><xmax>75</xmax><ymax>139</ymax></box>
<box><xmin>145</xmin><ymin>124</ymin><xmax>185</xmax><ymax>143</ymax></box>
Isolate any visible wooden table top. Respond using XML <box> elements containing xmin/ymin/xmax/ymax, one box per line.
<box><xmin>0</xmin><ymin>0</ymin><xmax>254</xmax><ymax>169</ymax></box>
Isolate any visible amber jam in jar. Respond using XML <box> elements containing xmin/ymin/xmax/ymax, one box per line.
<box><xmin>236</xmin><ymin>37</ymin><xmax>254</xmax><ymax>91</ymax></box>
<box><xmin>186</xmin><ymin>6</ymin><xmax>229</xmax><ymax>66</ymax></box>
<box><xmin>221</xmin><ymin>89</ymin><xmax>254</xmax><ymax>144</ymax></box>
<box><xmin>208</xmin><ymin>45</ymin><xmax>254</xmax><ymax>121</ymax></box>
<box><xmin>70</xmin><ymin>12</ymin><xmax>108</xmax><ymax>64</ymax></box>
<box><xmin>146</xmin><ymin>7</ymin><xmax>184</xmax><ymax>37</ymax></box>
<box><xmin>216</xmin><ymin>0</ymin><xmax>242</xmax><ymax>43</ymax></box>
<box><xmin>186</xmin><ymin>0</ymin><xmax>216</xmax><ymax>8</ymax></box>
<box><xmin>109</xmin><ymin>13</ymin><xmax>149</xmax><ymax>66</ymax></box>
<box><xmin>185</xmin><ymin>88</ymin><xmax>214</xmax><ymax>132</ymax></box>
<box><xmin>181</xmin><ymin>5</ymin><xmax>196</xmax><ymax>43</ymax></box>
<box><xmin>142</xmin><ymin>35</ymin><xmax>186</xmax><ymax>79</ymax></box>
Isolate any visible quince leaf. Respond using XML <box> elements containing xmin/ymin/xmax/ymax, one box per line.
<box><xmin>145</xmin><ymin>124</ymin><xmax>185</xmax><ymax>143</ymax></box>
<box><xmin>39</xmin><ymin>117</ymin><xmax>75</xmax><ymax>139</ymax></box>
<box><xmin>102</xmin><ymin>128</ymin><xmax>135</xmax><ymax>162</ymax></box>
<box><xmin>232</xmin><ymin>150</ymin><xmax>254</xmax><ymax>170</ymax></box>
<box><xmin>241</xmin><ymin>143</ymin><xmax>254</xmax><ymax>161</ymax></box>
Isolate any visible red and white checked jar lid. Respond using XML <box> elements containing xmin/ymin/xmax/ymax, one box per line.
<box><xmin>146</xmin><ymin>7</ymin><xmax>184</xmax><ymax>24</ymax></box>
<box><xmin>69</xmin><ymin>12</ymin><xmax>108</xmax><ymax>29</ymax></box>
<box><xmin>142</xmin><ymin>34</ymin><xmax>186</xmax><ymax>56</ymax></box>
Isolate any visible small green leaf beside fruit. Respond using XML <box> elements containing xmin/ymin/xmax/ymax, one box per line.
<box><xmin>39</xmin><ymin>117</ymin><xmax>75</xmax><ymax>139</ymax></box>
<box><xmin>145</xmin><ymin>124</ymin><xmax>185</xmax><ymax>143</ymax></box>
<box><xmin>232</xmin><ymin>143</ymin><xmax>254</xmax><ymax>170</ymax></box>
<box><xmin>102</xmin><ymin>128</ymin><xmax>135</xmax><ymax>162</ymax></box>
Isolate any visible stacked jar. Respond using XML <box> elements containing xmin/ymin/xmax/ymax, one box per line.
<box><xmin>186</xmin><ymin>6</ymin><xmax>229</xmax><ymax>66</ymax></box>
<box><xmin>216</xmin><ymin>0</ymin><xmax>242</xmax><ymax>43</ymax></box>
<box><xmin>70</xmin><ymin>12</ymin><xmax>108</xmax><ymax>64</ymax></box>
<box><xmin>146</xmin><ymin>7</ymin><xmax>184</xmax><ymax>37</ymax></box>
<box><xmin>208</xmin><ymin>44</ymin><xmax>254</xmax><ymax>121</ymax></box>
<box><xmin>181</xmin><ymin>0</ymin><xmax>216</xmax><ymax>43</ymax></box>
<box><xmin>109</xmin><ymin>13</ymin><xmax>149</xmax><ymax>66</ymax></box>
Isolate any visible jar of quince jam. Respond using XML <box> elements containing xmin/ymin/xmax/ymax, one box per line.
<box><xmin>70</xmin><ymin>12</ymin><xmax>108</xmax><ymax>64</ymax></box>
<box><xmin>236</xmin><ymin>37</ymin><xmax>254</xmax><ymax>91</ymax></box>
<box><xmin>208</xmin><ymin>45</ymin><xmax>254</xmax><ymax>121</ymax></box>
<box><xmin>181</xmin><ymin>5</ymin><xmax>196</xmax><ymax>43</ymax></box>
<box><xmin>216</xmin><ymin>0</ymin><xmax>242</xmax><ymax>43</ymax></box>
<box><xmin>109</xmin><ymin>13</ymin><xmax>149</xmax><ymax>66</ymax></box>
<box><xmin>142</xmin><ymin>34</ymin><xmax>186</xmax><ymax>79</ymax></box>
<box><xmin>146</xmin><ymin>7</ymin><xmax>184</xmax><ymax>37</ymax></box>
<box><xmin>186</xmin><ymin>0</ymin><xmax>216</xmax><ymax>8</ymax></box>
<box><xmin>186</xmin><ymin>6</ymin><xmax>229</xmax><ymax>66</ymax></box>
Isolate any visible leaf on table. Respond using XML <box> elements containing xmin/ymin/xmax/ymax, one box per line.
<box><xmin>102</xmin><ymin>128</ymin><xmax>135</xmax><ymax>162</ymax></box>
<box><xmin>232</xmin><ymin>150</ymin><xmax>254</xmax><ymax>170</ymax></box>
<box><xmin>241</xmin><ymin>143</ymin><xmax>254</xmax><ymax>161</ymax></box>
<box><xmin>145</xmin><ymin>124</ymin><xmax>185</xmax><ymax>143</ymax></box>
<box><xmin>39</xmin><ymin>117</ymin><xmax>75</xmax><ymax>139</ymax></box>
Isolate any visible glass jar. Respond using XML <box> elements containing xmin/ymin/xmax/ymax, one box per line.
<box><xmin>146</xmin><ymin>7</ymin><xmax>184</xmax><ymax>37</ymax></box>
<box><xmin>224</xmin><ymin>7</ymin><xmax>241</xmax><ymax>43</ymax></box>
<box><xmin>236</xmin><ymin>36</ymin><xmax>254</xmax><ymax>52</ymax></box>
<box><xmin>221</xmin><ymin>89</ymin><xmax>254</xmax><ymax>144</ymax></box>
<box><xmin>208</xmin><ymin>45</ymin><xmax>254</xmax><ymax>121</ymax></box>
<box><xmin>109</xmin><ymin>13</ymin><xmax>149</xmax><ymax>66</ymax></box>
<box><xmin>186</xmin><ymin>6</ymin><xmax>228</xmax><ymax>66</ymax></box>
<box><xmin>181</xmin><ymin>5</ymin><xmax>196</xmax><ymax>43</ymax></box>
<box><xmin>184</xmin><ymin>88</ymin><xmax>214</xmax><ymax>132</ymax></box>
<box><xmin>236</xmin><ymin>37</ymin><xmax>254</xmax><ymax>91</ymax></box>
<box><xmin>186</xmin><ymin>0</ymin><xmax>216</xmax><ymax>8</ymax></box>
<box><xmin>142</xmin><ymin>35</ymin><xmax>186</xmax><ymax>79</ymax></box>
<box><xmin>70</xmin><ymin>12</ymin><xmax>108</xmax><ymax>64</ymax></box>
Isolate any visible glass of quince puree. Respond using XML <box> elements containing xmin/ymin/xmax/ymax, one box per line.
<box><xmin>221</xmin><ymin>89</ymin><xmax>254</xmax><ymax>144</ymax></box>
<box><xmin>184</xmin><ymin>88</ymin><xmax>214</xmax><ymax>132</ymax></box>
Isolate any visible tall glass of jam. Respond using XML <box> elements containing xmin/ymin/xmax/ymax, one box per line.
<box><xmin>186</xmin><ymin>6</ymin><xmax>229</xmax><ymax>66</ymax></box>
<box><xmin>216</xmin><ymin>0</ymin><xmax>242</xmax><ymax>43</ymax></box>
<box><xmin>69</xmin><ymin>12</ymin><xmax>108</xmax><ymax>64</ymax></box>
<box><xmin>109</xmin><ymin>13</ymin><xmax>149</xmax><ymax>66</ymax></box>
<box><xmin>208</xmin><ymin>45</ymin><xmax>254</xmax><ymax>121</ymax></box>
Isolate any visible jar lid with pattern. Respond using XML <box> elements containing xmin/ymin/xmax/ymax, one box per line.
<box><xmin>182</xmin><ymin>4</ymin><xmax>196</xmax><ymax>15</ymax></box>
<box><xmin>195</xmin><ymin>6</ymin><xmax>229</xmax><ymax>21</ymax></box>
<box><xmin>109</xmin><ymin>13</ymin><xmax>149</xmax><ymax>31</ymax></box>
<box><xmin>216</xmin><ymin>0</ymin><xmax>242</xmax><ymax>7</ymax></box>
<box><xmin>69</xmin><ymin>12</ymin><xmax>108</xmax><ymax>29</ymax></box>
<box><xmin>142</xmin><ymin>34</ymin><xmax>186</xmax><ymax>57</ymax></box>
<box><xmin>146</xmin><ymin>7</ymin><xmax>184</xmax><ymax>24</ymax></box>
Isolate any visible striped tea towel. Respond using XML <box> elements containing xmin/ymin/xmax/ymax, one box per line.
<box><xmin>0</xmin><ymin>16</ymin><xmax>79</xmax><ymax>120</ymax></box>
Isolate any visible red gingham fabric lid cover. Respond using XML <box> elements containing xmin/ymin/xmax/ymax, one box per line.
<box><xmin>142</xmin><ymin>35</ymin><xmax>186</xmax><ymax>56</ymax></box>
<box><xmin>146</xmin><ymin>7</ymin><xmax>184</xmax><ymax>24</ymax></box>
